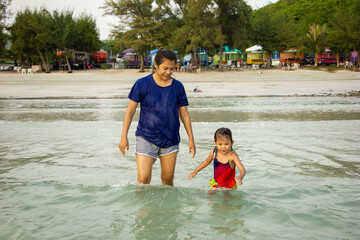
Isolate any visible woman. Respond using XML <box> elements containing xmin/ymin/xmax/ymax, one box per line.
<box><xmin>119</xmin><ymin>49</ymin><xmax>196</xmax><ymax>186</ymax></box>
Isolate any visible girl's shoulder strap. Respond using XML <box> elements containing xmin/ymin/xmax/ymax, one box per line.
<box><xmin>211</xmin><ymin>148</ymin><xmax>217</xmax><ymax>160</ymax></box>
<box><xmin>227</xmin><ymin>152</ymin><xmax>234</xmax><ymax>161</ymax></box>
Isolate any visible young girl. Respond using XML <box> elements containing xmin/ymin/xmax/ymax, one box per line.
<box><xmin>119</xmin><ymin>49</ymin><xmax>196</xmax><ymax>186</ymax></box>
<box><xmin>188</xmin><ymin>128</ymin><xmax>245</xmax><ymax>189</ymax></box>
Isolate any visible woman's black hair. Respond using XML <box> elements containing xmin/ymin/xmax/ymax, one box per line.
<box><xmin>213</xmin><ymin>127</ymin><xmax>234</xmax><ymax>156</ymax></box>
<box><xmin>154</xmin><ymin>48</ymin><xmax>177</xmax><ymax>66</ymax></box>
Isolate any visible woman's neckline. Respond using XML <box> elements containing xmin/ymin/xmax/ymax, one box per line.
<box><xmin>152</xmin><ymin>74</ymin><xmax>173</xmax><ymax>87</ymax></box>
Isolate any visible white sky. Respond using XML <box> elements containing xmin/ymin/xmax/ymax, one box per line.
<box><xmin>7</xmin><ymin>0</ymin><xmax>279</xmax><ymax>40</ymax></box>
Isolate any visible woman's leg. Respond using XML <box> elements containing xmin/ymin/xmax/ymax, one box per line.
<box><xmin>159</xmin><ymin>152</ymin><xmax>177</xmax><ymax>186</ymax></box>
<box><xmin>136</xmin><ymin>154</ymin><xmax>155</xmax><ymax>184</ymax></box>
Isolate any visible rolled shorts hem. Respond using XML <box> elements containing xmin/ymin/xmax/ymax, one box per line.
<box><xmin>135</xmin><ymin>152</ymin><xmax>157</xmax><ymax>160</ymax></box>
<box><xmin>136</xmin><ymin>136</ymin><xmax>179</xmax><ymax>160</ymax></box>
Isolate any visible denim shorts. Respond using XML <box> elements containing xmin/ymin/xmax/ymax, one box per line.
<box><xmin>136</xmin><ymin>136</ymin><xmax>179</xmax><ymax>160</ymax></box>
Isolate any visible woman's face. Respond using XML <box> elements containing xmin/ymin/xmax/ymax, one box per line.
<box><xmin>155</xmin><ymin>59</ymin><xmax>176</xmax><ymax>81</ymax></box>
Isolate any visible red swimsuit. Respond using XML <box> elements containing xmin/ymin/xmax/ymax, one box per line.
<box><xmin>209</xmin><ymin>152</ymin><xmax>237</xmax><ymax>189</ymax></box>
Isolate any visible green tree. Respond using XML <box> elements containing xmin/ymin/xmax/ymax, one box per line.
<box><xmin>329</xmin><ymin>0</ymin><xmax>360</xmax><ymax>66</ymax></box>
<box><xmin>29</xmin><ymin>9</ymin><xmax>54</xmax><ymax>72</ymax></box>
<box><xmin>0</xmin><ymin>0</ymin><xmax>11</xmax><ymax>59</ymax></box>
<box><xmin>328</xmin><ymin>8</ymin><xmax>347</xmax><ymax>67</ymax></box>
<box><xmin>52</xmin><ymin>10</ymin><xmax>77</xmax><ymax>72</ymax></box>
<box><xmin>213</xmin><ymin>0</ymin><xmax>251</xmax><ymax>71</ymax></box>
<box><xmin>301</xmin><ymin>23</ymin><xmax>327</xmax><ymax>67</ymax></box>
<box><xmin>10</xmin><ymin>8</ymin><xmax>37</xmax><ymax>65</ymax></box>
<box><xmin>171</xmin><ymin>0</ymin><xmax>220</xmax><ymax>68</ymax></box>
<box><xmin>103</xmin><ymin>0</ymin><xmax>161</xmax><ymax>72</ymax></box>
<box><xmin>345</xmin><ymin>0</ymin><xmax>360</xmax><ymax>66</ymax></box>
<box><xmin>251</xmin><ymin>7</ymin><xmax>297</xmax><ymax>68</ymax></box>
<box><xmin>74</xmin><ymin>14</ymin><xmax>101</xmax><ymax>69</ymax></box>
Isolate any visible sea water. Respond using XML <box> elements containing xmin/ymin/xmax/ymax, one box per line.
<box><xmin>0</xmin><ymin>97</ymin><xmax>359</xmax><ymax>239</ymax></box>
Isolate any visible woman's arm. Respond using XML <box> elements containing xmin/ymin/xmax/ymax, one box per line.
<box><xmin>179</xmin><ymin>106</ymin><xmax>196</xmax><ymax>158</ymax></box>
<box><xmin>188</xmin><ymin>150</ymin><xmax>214</xmax><ymax>180</ymax></box>
<box><xmin>119</xmin><ymin>99</ymin><xmax>138</xmax><ymax>156</ymax></box>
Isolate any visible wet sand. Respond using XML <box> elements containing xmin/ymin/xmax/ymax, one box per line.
<box><xmin>0</xmin><ymin>68</ymin><xmax>359</xmax><ymax>99</ymax></box>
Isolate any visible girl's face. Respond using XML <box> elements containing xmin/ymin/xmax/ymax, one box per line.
<box><xmin>154</xmin><ymin>59</ymin><xmax>175</xmax><ymax>81</ymax></box>
<box><xmin>214</xmin><ymin>135</ymin><xmax>233</xmax><ymax>155</ymax></box>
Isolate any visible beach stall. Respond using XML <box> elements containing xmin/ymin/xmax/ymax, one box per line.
<box><xmin>91</xmin><ymin>51</ymin><xmax>107</xmax><ymax>64</ymax></box>
<box><xmin>317</xmin><ymin>48</ymin><xmax>336</xmax><ymax>65</ymax></box>
<box><xmin>149</xmin><ymin>49</ymin><xmax>158</xmax><ymax>67</ymax></box>
<box><xmin>224</xmin><ymin>48</ymin><xmax>246</xmax><ymax>65</ymax></box>
<box><xmin>198</xmin><ymin>51</ymin><xmax>209</xmax><ymax>66</ymax></box>
<box><xmin>213</xmin><ymin>47</ymin><xmax>246</xmax><ymax>66</ymax></box>
<box><xmin>122</xmin><ymin>48</ymin><xmax>139</xmax><ymax>68</ymax></box>
<box><xmin>271</xmin><ymin>51</ymin><xmax>280</xmax><ymax>66</ymax></box>
<box><xmin>182</xmin><ymin>50</ymin><xmax>208</xmax><ymax>66</ymax></box>
<box><xmin>246</xmin><ymin>45</ymin><xmax>266</xmax><ymax>65</ymax></box>
<box><xmin>280</xmin><ymin>49</ymin><xmax>304</xmax><ymax>65</ymax></box>
<box><xmin>120</xmin><ymin>48</ymin><xmax>150</xmax><ymax>68</ymax></box>
<box><xmin>350</xmin><ymin>51</ymin><xmax>358</xmax><ymax>64</ymax></box>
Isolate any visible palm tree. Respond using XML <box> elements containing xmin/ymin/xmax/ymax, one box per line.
<box><xmin>305</xmin><ymin>23</ymin><xmax>327</xmax><ymax>67</ymax></box>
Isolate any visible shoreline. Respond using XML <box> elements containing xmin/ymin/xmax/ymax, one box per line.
<box><xmin>0</xmin><ymin>68</ymin><xmax>359</xmax><ymax>99</ymax></box>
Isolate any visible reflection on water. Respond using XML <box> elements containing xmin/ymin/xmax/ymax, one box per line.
<box><xmin>0</xmin><ymin>97</ymin><xmax>359</xmax><ymax>239</ymax></box>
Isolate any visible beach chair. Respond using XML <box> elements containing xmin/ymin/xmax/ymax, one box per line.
<box><xmin>287</xmin><ymin>64</ymin><xmax>291</xmax><ymax>71</ymax></box>
<box><xmin>27</xmin><ymin>69</ymin><xmax>32</xmax><ymax>74</ymax></box>
<box><xmin>293</xmin><ymin>63</ymin><xmax>300</xmax><ymax>70</ymax></box>
<box><xmin>21</xmin><ymin>69</ymin><xmax>26</xmax><ymax>74</ymax></box>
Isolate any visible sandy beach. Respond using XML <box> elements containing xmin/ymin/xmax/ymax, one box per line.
<box><xmin>0</xmin><ymin>68</ymin><xmax>359</xmax><ymax>99</ymax></box>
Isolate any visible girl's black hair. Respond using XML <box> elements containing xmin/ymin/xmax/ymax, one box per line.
<box><xmin>213</xmin><ymin>127</ymin><xmax>234</xmax><ymax>156</ymax></box>
<box><xmin>214</xmin><ymin>128</ymin><xmax>233</xmax><ymax>142</ymax></box>
<box><xmin>154</xmin><ymin>48</ymin><xmax>177</xmax><ymax>66</ymax></box>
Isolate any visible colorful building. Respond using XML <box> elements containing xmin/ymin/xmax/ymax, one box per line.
<box><xmin>246</xmin><ymin>45</ymin><xmax>266</xmax><ymax>65</ymax></box>
<box><xmin>271</xmin><ymin>51</ymin><xmax>280</xmax><ymax>66</ymax></box>
<box><xmin>317</xmin><ymin>48</ymin><xmax>337</xmax><ymax>65</ymax></box>
<box><xmin>213</xmin><ymin>48</ymin><xmax>245</xmax><ymax>66</ymax></box>
<box><xmin>280</xmin><ymin>49</ymin><xmax>304</xmax><ymax>65</ymax></box>
<box><xmin>120</xmin><ymin>48</ymin><xmax>150</xmax><ymax>68</ymax></box>
<box><xmin>350</xmin><ymin>51</ymin><xmax>358</xmax><ymax>64</ymax></box>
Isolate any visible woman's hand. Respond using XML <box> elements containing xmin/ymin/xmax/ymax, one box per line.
<box><xmin>119</xmin><ymin>137</ymin><xmax>129</xmax><ymax>156</ymax></box>
<box><xmin>189</xmin><ymin>140</ymin><xmax>196</xmax><ymax>158</ymax></box>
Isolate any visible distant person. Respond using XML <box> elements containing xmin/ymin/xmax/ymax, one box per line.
<box><xmin>188</xmin><ymin>128</ymin><xmax>245</xmax><ymax>189</ymax></box>
<box><xmin>119</xmin><ymin>48</ymin><xmax>196</xmax><ymax>186</ymax></box>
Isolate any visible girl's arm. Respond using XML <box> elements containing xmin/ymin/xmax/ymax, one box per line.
<box><xmin>119</xmin><ymin>99</ymin><xmax>138</xmax><ymax>156</ymax></box>
<box><xmin>179</xmin><ymin>106</ymin><xmax>196</xmax><ymax>158</ymax></box>
<box><xmin>232</xmin><ymin>154</ymin><xmax>246</xmax><ymax>185</ymax></box>
<box><xmin>188</xmin><ymin>150</ymin><xmax>214</xmax><ymax>180</ymax></box>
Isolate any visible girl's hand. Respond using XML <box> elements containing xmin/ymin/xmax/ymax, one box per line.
<box><xmin>119</xmin><ymin>137</ymin><xmax>129</xmax><ymax>156</ymax></box>
<box><xmin>188</xmin><ymin>171</ymin><xmax>197</xmax><ymax>180</ymax></box>
<box><xmin>235</xmin><ymin>176</ymin><xmax>243</xmax><ymax>185</ymax></box>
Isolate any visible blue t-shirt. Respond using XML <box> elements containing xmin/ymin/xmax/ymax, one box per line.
<box><xmin>128</xmin><ymin>74</ymin><xmax>189</xmax><ymax>148</ymax></box>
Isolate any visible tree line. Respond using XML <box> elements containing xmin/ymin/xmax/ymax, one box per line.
<box><xmin>1</xmin><ymin>0</ymin><xmax>359</xmax><ymax>72</ymax></box>
<box><xmin>0</xmin><ymin>0</ymin><xmax>100</xmax><ymax>72</ymax></box>
<box><xmin>103</xmin><ymin>0</ymin><xmax>359</xmax><ymax>70</ymax></box>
